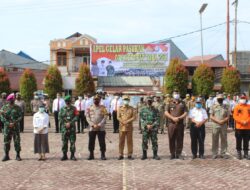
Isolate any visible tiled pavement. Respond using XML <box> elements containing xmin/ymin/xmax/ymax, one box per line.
<box><xmin>0</xmin><ymin>116</ymin><xmax>249</xmax><ymax>190</ymax></box>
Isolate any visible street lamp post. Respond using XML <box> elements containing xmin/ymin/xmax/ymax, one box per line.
<box><xmin>199</xmin><ymin>3</ymin><xmax>208</xmax><ymax>64</ymax></box>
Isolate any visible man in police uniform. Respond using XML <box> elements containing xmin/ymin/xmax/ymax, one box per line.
<box><xmin>153</xmin><ymin>94</ymin><xmax>165</xmax><ymax>134</ymax></box>
<box><xmin>165</xmin><ymin>90</ymin><xmax>187</xmax><ymax>159</ymax></box>
<box><xmin>210</xmin><ymin>94</ymin><xmax>230</xmax><ymax>159</ymax></box>
<box><xmin>140</xmin><ymin>97</ymin><xmax>160</xmax><ymax>160</ymax></box>
<box><xmin>86</xmin><ymin>95</ymin><xmax>108</xmax><ymax>160</ymax></box>
<box><xmin>0</xmin><ymin>93</ymin><xmax>22</xmax><ymax>161</ymax></box>
<box><xmin>59</xmin><ymin>95</ymin><xmax>78</xmax><ymax>161</ymax></box>
<box><xmin>117</xmin><ymin>95</ymin><xmax>136</xmax><ymax>160</ymax></box>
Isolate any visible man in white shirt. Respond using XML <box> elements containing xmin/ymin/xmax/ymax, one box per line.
<box><xmin>74</xmin><ymin>96</ymin><xmax>85</xmax><ymax>133</ymax></box>
<box><xmin>189</xmin><ymin>98</ymin><xmax>208</xmax><ymax>159</ymax></box>
<box><xmin>52</xmin><ymin>93</ymin><xmax>66</xmax><ymax>133</ymax></box>
<box><xmin>110</xmin><ymin>94</ymin><xmax>122</xmax><ymax>133</ymax></box>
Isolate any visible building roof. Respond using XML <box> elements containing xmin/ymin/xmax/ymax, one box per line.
<box><xmin>17</xmin><ymin>51</ymin><xmax>36</xmax><ymax>61</ymax></box>
<box><xmin>0</xmin><ymin>50</ymin><xmax>48</xmax><ymax>70</ymax></box>
<box><xmin>152</xmin><ymin>39</ymin><xmax>187</xmax><ymax>60</ymax></box>
<box><xmin>187</xmin><ymin>54</ymin><xmax>224</xmax><ymax>61</ymax></box>
<box><xmin>7</xmin><ymin>70</ymin><xmax>46</xmax><ymax>90</ymax></box>
<box><xmin>183</xmin><ymin>60</ymin><xmax>228</xmax><ymax>68</ymax></box>
<box><xmin>98</xmin><ymin>76</ymin><xmax>153</xmax><ymax>87</ymax></box>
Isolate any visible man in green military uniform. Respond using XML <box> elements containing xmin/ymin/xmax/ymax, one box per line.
<box><xmin>59</xmin><ymin>95</ymin><xmax>78</xmax><ymax>161</ymax></box>
<box><xmin>210</xmin><ymin>94</ymin><xmax>230</xmax><ymax>159</ymax></box>
<box><xmin>140</xmin><ymin>97</ymin><xmax>160</xmax><ymax>160</ymax></box>
<box><xmin>153</xmin><ymin>94</ymin><xmax>165</xmax><ymax>134</ymax></box>
<box><xmin>0</xmin><ymin>93</ymin><xmax>22</xmax><ymax>161</ymax></box>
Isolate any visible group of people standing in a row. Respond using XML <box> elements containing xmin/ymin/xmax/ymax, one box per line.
<box><xmin>0</xmin><ymin>90</ymin><xmax>249</xmax><ymax>162</ymax></box>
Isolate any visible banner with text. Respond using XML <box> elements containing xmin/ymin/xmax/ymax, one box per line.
<box><xmin>90</xmin><ymin>43</ymin><xmax>170</xmax><ymax>76</ymax></box>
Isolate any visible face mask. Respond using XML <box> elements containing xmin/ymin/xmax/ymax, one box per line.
<box><xmin>123</xmin><ymin>100</ymin><xmax>129</xmax><ymax>105</ymax></box>
<box><xmin>195</xmin><ymin>103</ymin><xmax>202</xmax><ymax>109</ymax></box>
<box><xmin>39</xmin><ymin>107</ymin><xmax>45</xmax><ymax>113</ymax></box>
<box><xmin>173</xmin><ymin>94</ymin><xmax>180</xmax><ymax>100</ymax></box>
<box><xmin>217</xmin><ymin>99</ymin><xmax>223</xmax><ymax>104</ymax></box>
<box><xmin>209</xmin><ymin>97</ymin><xmax>213</xmax><ymax>100</ymax></box>
<box><xmin>34</xmin><ymin>96</ymin><xmax>39</xmax><ymax>100</ymax></box>
<box><xmin>239</xmin><ymin>99</ymin><xmax>246</xmax><ymax>104</ymax></box>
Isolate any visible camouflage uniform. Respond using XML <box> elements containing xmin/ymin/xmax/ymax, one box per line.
<box><xmin>59</xmin><ymin>103</ymin><xmax>78</xmax><ymax>156</ymax></box>
<box><xmin>140</xmin><ymin>98</ymin><xmax>160</xmax><ymax>159</ymax></box>
<box><xmin>153</xmin><ymin>100</ymin><xmax>165</xmax><ymax>134</ymax></box>
<box><xmin>0</xmin><ymin>103</ymin><xmax>22</xmax><ymax>153</ymax></box>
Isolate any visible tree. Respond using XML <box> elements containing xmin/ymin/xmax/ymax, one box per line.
<box><xmin>75</xmin><ymin>64</ymin><xmax>95</xmax><ymax>96</ymax></box>
<box><xmin>44</xmin><ymin>65</ymin><xmax>63</xmax><ymax>99</ymax></box>
<box><xmin>19</xmin><ymin>69</ymin><xmax>37</xmax><ymax>112</ymax></box>
<box><xmin>0</xmin><ymin>67</ymin><xmax>11</xmax><ymax>94</ymax></box>
<box><xmin>164</xmin><ymin>58</ymin><xmax>189</xmax><ymax>97</ymax></box>
<box><xmin>192</xmin><ymin>64</ymin><xmax>215</xmax><ymax>97</ymax></box>
<box><xmin>221</xmin><ymin>66</ymin><xmax>240</xmax><ymax>95</ymax></box>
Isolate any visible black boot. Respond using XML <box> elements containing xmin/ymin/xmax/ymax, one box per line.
<box><xmin>88</xmin><ymin>151</ymin><xmax>94</xmax><ymax>160</ymax></box>
<box><xmin>16</xmin><ymin>152</ymin><xmax>22</xmax><ymax>161</ymax></box>
<box><xmin>61</xmin><ymin>152</ymin><xmax>68</xmax><ymax>161</ymax></box>
<box><xmin>244</xmin><ymin>151</ymin><xmax>250</xmax><ymax>160</ymax></box>
<box><xmin>101</xmin><ymin>152</ymin><xmax>106</xmax><ymax>160</ymax></box>
<box><xmin>153</xmin><ymin>150</ymin><xmax>160</xmax><ymax>160</ymax></box>
<box><xmin>141</xmin><ymin>150</ymin><xmax>147</xmax><ymax>160</ymax></box>
<box><xmin>2</xmin><ymin>151</ymin><xmax>10</xmax><ymax>162</ymax></box>
<box><xmin>237</xmin><ymin>151</ymin><xmax>242</xmax><ymax>160</ymax></box>
<box><xmin>70</xmin><ymin>152</ymin><xmax>77</xmax><ymax>161</ymax></box>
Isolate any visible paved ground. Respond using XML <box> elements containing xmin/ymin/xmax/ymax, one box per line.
<box><xmin>0</xmin><ymin>116</ymin><xmax>249</xmax><ymax>190</ymax></box>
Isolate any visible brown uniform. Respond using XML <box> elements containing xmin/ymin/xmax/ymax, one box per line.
<box><xmin>117</xmin><ymin>105</ymin><xmax>136</xmax><ymax>157</ymax></box>
<box><xmin>165</xmin><ymin>100</ymin><xmax>187</xmax><ymax>157</ymax></box>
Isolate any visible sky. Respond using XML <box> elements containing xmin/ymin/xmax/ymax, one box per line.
<box><xmin>0</xmin><ymin>0</ymin><xmax>250</xmax><ymax>62</ymax></box>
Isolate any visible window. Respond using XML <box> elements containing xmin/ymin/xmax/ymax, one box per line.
<box><xmin>57</xmin><ymin>52</ymin><xmax>67</xmax><ymax>66</ymax></box>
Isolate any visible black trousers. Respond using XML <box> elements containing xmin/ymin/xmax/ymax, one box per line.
<box><xmin>235</xmin><ymin>130</ymin><xmax>250</xmax><ymax>151</ymax></box>
<box><xmin>19</xmin><ymin>114</ymin><xmax>24</xmax><ymax>132</ymax></box>
<box><xmin>112</xmin><ymin>111</ymin><xmax>119</xmax><ymax>132</ymax></box>
<box><xmin>229</xmin><ymin>115</ymin><xmax>235</xmax><ymax>129</ymax></box>
<box><xmin>88</xmin><ymin>131</ymin><xmax>106</xmax><ymax>152</ymax></box>
<box><xmin>77</xmin><ymin>111</ymin><xmax>85</xmax><ymax>132</ymax></box>
<box><xmin>190</xmin><ymin>123</ymin><xmax>206</xmax><ymax>156</ymax></box>
<box><xmin>54</xmin><ymin>111</ymin><xmax>59</xmax><ymax>132</ymax></box>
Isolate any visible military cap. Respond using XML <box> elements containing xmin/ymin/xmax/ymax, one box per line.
<box><xmin>93</xmin><ymin>94</ymin><xmax>101</xmax><ymax>100</ymax></box>
<box><xmin>146</xmin><ymin>96</ymin><xmax>153</xmax><ymax>101</ymax></box>
<box><xmin>164</xmin><ymin>94</ymin><xmax>170</xmax><ymax>98</ymax></box>
<box><xmin>195</xmin><ymin>97</ymin><xmax>202</xmax><ymax>103</ymax></box>
<box><xmin>122</xmin><ymin>95</ymin><xmax>130</xmax><ymax>100</ymax></box>
<box><xmin>173</xmin><ymin>89</ymin><xmax>179</xmax><ymax>93</ymax></box>
<box><xmin>64</xmin><ymin>95</ymin><xmax>71</xmax><ymax>102</ymax></box>
<box><xmin>217</xmin><ymin>94</ymin><xmax>224</xmax><ymax>99</ymax></box>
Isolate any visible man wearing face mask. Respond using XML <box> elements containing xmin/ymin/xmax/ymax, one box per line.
<box><xmin>140</xmin><ymin>97</ymin><xmax>160</xmax><ymax>160</ymax></box>
<box><xmin>210</xmin><ymin>94</ymin><xmax>230</xmax><ymax>159</ymax></box>
<box><xmin>15</xmin><ymin>93</ymin><xmax>26</xmax><ymax>133</ymax></box>
<box><xmin>233</xmin><ymin>94</ymin><xmax>250</xmax><ymax>160</ymax></box>
<box><xmin>31</xmin><ymin>93</ymin><xmax>41</xmax><ymax>115</ymax></box>
<box><xmin>86</xmin><ymin>95</ymin><xmax>108</xmax><ymax>160</ymax></box>
<box><xmin>0</xmin><ymin>93</ymin><xmax>22</xmax><ymax>161</ymax></box>
<box><xmin>111</xmin><ymin>93</ymin><xmax>122</xmax><ymax>133</ymax></box>
<box><xmin>165</xmin><ymin>90</ymin><xmax>187</xmax><ymax>159</ymax></box>
<box><xmin>59</xmin><ymin>95</ymin><xmax>78</xmax><ymax>161</ymax></box>
<box><xmin>117</xmin><ymin>95</ymin><xmax>136</xmax><ymax>160</ymax></box>
<box><xmin>189</xmin><ymin>98</ymin><xmax>208</xmax><ymax>159</ymax></box>
<box><xmin>74</xmin><ymin>96</ymin><xmax>85</xmax><ymax>133</ymax></box>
